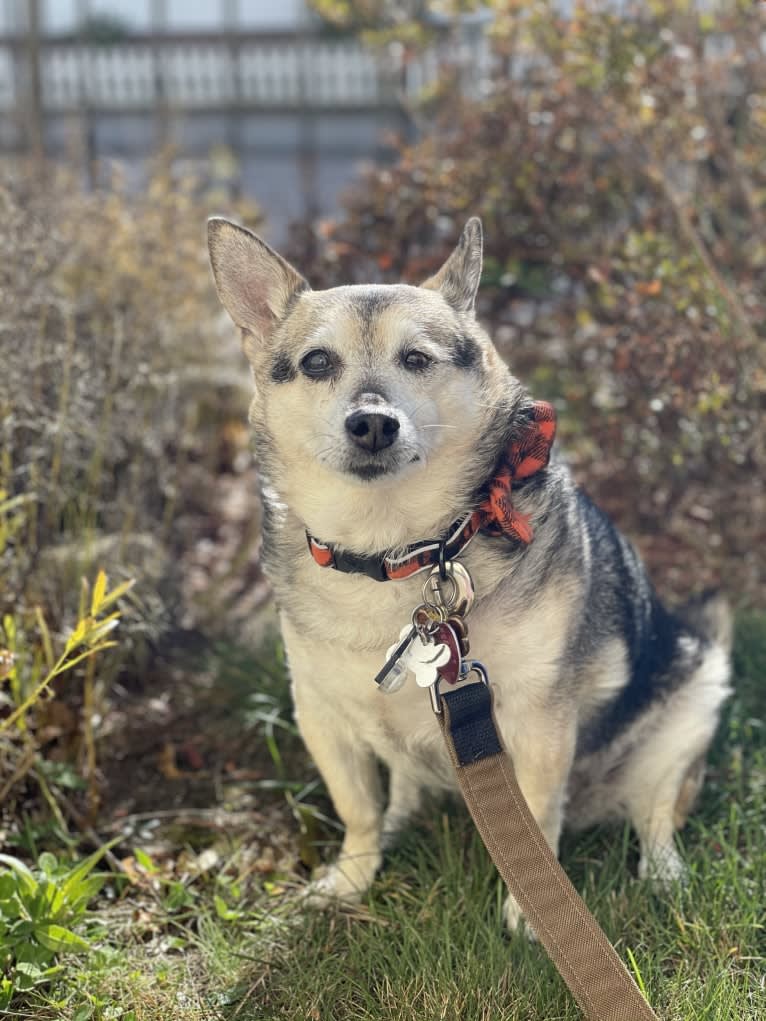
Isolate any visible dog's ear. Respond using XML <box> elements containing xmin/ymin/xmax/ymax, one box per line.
<box><xmin>421</xmin><ymin>217</ymin><xmax>483</xmax><ymax>313</ymax></box>
<box><xmin>207</xmin><ymin>218</ymin><xmax>309</xmax><ymax>341</ymax></box>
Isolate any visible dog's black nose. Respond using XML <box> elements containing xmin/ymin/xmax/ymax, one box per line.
<box><xmin>345</xmin><ymin>410</ymin><xmax>400</xmax><ymax>453</ymax></box>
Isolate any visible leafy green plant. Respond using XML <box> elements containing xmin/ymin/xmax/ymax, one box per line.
<box><xmin>0</xmin><ymin>846</ymin><xmax>111</xmax><ymax>1009</ymax></box>
<box><xmin>0</xmin><ymin>489</ymin><xmax>36</xmax><ymax>559</ymax></box>
<box><xmin>0</xmin><ymin>570</ymin><xmax>134</xmax><ymax>737</ymax></box>
<box><xmin>0</xmin><ymin>570</ymin><xmax>133</xmax><ymax>834</ymax></box>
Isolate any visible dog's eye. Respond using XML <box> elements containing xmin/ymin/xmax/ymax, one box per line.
<box><xmin>300</xmin><ymin>349</ymin><xmax>335</xmax><ymax>378</ymax></box>
<box><xmin>402</xmin><ymin>350</ymin><xmax>432</xmax><ymax>371</ymax></box>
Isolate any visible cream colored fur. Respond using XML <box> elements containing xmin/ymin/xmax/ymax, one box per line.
<box><xmin>206</xmin><ymin>216</ymin><xmax>732</xmax><ymax>933</ymax></box>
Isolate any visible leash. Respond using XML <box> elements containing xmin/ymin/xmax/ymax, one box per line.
<box><xmin>375</xmin><ymin>581</ymin><xmax>660</xmax><ymax>1020</ymax></box>
<box><xmin>436</xmin><ymin>677</ymin><xmax>658</xmax><ymax>1021</ymax></box>
<box><xmin>307</xmin><ymin>398</ymin><xmax>660</xmax><ymax>1018</ymax></box>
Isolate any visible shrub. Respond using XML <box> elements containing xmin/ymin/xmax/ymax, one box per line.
<box><xmin>0</xmin><ymin>157</ymin><xmax>261</xmax><ymax>829</ymax></box>
<box><xmin>1</xmin><ymin>159</ymin><xmax>259</xmax><ymax>632</ymax></box>
<box><xmin>293</xmin><ymin>0</ymin><xmax>766</xmax><ymax>604</ymax></box>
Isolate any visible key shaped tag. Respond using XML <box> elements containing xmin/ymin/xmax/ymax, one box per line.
<box><xmin>376</xmin><ymin>624</ymin><xmax>417</xmax><ymax>693</ymax></box>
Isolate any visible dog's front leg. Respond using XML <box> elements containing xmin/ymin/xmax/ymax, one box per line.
<box><xmin>495</xmin><ymin>702</ymin><xmax>577</xmax><ymax>933</ymax></box>
<box><xmin>292</xmin><ymin>679</ymin><xmax>384</xmax><ymax>906</ymax></box>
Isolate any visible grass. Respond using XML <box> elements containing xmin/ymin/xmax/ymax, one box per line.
<box><xmin>13</xmin><ymin>611</ymin><xmax>764</xmax><ymax>1021</ymax></box>
<box><xmin>220</xmin><ymin>614</ymin><xmax>766</xmax><ymax>1021</ymax></box>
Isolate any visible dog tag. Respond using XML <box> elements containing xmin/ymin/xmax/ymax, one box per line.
<box><xmin>375</xmin><ymin>603</ymin><xmax>446</xmax><ymax>693</ymax></box>
<box><xmin>376</xmin><ymin>624</ymin><xmax>417</xmax><ymax>693</ymax></box>
<box><xmin>446</xmin><ymin>614</ymin><xmax>470</xmax><ymax>657</ymax></box>
<box><xmin>409</xmin><ymin>636</ymin><xmax>452</xmax><ymax>688</ymax></box>
<box><xmin>433</xmin><ymin>622</ymin><xmax>462</xmax><ymax>686</ymax></box>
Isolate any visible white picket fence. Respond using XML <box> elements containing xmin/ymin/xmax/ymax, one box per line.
<box><xmin>0</xmin><ymin>34</ymin><xmax>483</xmax><ymax>113</ymax></box>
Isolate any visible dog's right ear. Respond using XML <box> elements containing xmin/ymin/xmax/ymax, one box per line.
<box><xmin>421</xmin><ymin>217</ymin><xmax>483</xmax><ymax>314</ymax></box>
<box><xmin>207</xmin><ymin>218</ymin><xmax>310</xmax><ymax>342</ymax></box>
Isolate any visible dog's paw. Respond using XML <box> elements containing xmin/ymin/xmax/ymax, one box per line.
<box><xmin>300</xmin><ymin>865</ymin><xmax>366</xmax><ymax>910</ymax></box>
<box><xmin>380</xmin><ymin>827</ymin><xmax>401</xmax><ymax>853</ymax></box>
<box><xmin>502</xmin><ymin>893</ymin><xmax>537</xmax><ymax>941</ymax></box>
<box><xmin>380</xmin><ymin>811</ymin><xmax>410</xmax><ymax>852</ymax></box>
<box><xmin>639</xmin><ymin>845</ymin><xmax>687</xmax><ymax>886</ymax></box>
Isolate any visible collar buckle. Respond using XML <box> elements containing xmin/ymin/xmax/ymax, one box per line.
<box><xmin>331</xmin><ymin>548</ymin><xmax>390</xmax><ymax>582</ymax></box>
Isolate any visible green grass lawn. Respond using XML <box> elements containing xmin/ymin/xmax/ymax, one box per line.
<box><xmin>16</xmin><ymin>614</ymin><xmax>766</xmax><ymax>1021</ymax></box>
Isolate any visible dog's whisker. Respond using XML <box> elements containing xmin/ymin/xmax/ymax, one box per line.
<box><xmin>408</xmin><ymin>397</ymin><xmax>436</xmax><ymax>420</ymax></box>
<box><xmin>314</xmin><ymin>446</ymin><xmax>338</xmax><ymax>461</ymax></box>
<box><xmin>473</xmin><ymin>400</ymin><xmax>511</xmax><ymax>412</ymax></box>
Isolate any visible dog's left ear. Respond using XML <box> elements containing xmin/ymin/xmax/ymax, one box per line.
<box><xmin>421</xmin><ymin>217</ymin><xmax>483</xmax><ymax>314</ymax></box>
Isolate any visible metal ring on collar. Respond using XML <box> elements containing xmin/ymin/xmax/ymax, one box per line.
<box><xmin>422</xmin><ymin>560</ymin><xmax>475</xmax><ymax>618</ymax></box>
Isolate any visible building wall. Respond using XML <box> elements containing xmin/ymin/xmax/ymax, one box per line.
<box><xmin>2</xmin><ymin>0</ymin><xmax>310</xmax><ymax>34</ymax></box>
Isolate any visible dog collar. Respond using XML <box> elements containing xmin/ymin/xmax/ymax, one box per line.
<box><xmin>306</xmin><ymin>400</ymin><xmax>556</xmax><ymax>582</ymax></box>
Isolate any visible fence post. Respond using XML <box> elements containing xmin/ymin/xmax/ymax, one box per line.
<box><xmin>25</xmin><ymin>0</ymin><xmax>45</xmax><ymax>168</ymax></box>
<box><xmin>151</xmin><ymin>0</ymin><xmax>170</xmax><ymax>149</ymax></box>
<box><xmin>224</xmin><ymin>0</ymin><xmax>242</xmax><ymax>196</ymax></box>
<box><xmin>297</xmin><ymin>15</ymin><xmax>318</xmax><ymax>224</ymax></box>
<box><xmin>75</xmin><ymin>0</ymin><xmax>96</xmax><ymax>189</ymax></box>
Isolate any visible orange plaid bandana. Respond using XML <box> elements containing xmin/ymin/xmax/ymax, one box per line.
<box><xmin>473</xmin><ymin>399</ymin><xmax>557</xmax><ymax>545</ymax></box>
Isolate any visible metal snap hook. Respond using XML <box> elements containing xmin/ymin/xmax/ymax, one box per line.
<box><xmin>422</xmin><ymin>560</ymin><xmax>475</xmax><ymax>618</ymax></box>
<box><xmin>429</xmin><ymin>659</ymin><xmax>489</xmax><ymax>714</ymax></box>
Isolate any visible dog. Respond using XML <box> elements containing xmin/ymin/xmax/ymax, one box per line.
<box><xmin>207</xmin><ymin>215</ymin><xmax>732</xmax><ymax>930</ymax></box>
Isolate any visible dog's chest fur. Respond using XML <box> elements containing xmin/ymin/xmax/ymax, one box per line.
<box><xmin>266</xmin><ymin>467</ymin><xmax>612</xmax><ymax>795</ymax></box>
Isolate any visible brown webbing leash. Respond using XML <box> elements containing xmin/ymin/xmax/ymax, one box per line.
<box><xmin>436</xmin><ymin>681</ymin><xmax>659</xmax><ymax>1021</ymax></box>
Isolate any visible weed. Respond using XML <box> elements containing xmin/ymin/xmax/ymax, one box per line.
<box><xmin>1</xmin><ymin>570</ymin><xmax>133</xmax><ymax>842</ymax></box>
<box><xmin>0</xmin><ymin>846</ymin><xmax>112</xmax><ymax>1009</ymax></box>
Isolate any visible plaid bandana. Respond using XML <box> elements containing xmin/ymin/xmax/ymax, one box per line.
<box><xmin>473</xmin><ymin>399</ymin><xmax>556</xmax><ymax>545</ymax></box>
<box><xmin>307</xmin><ymin>400</ymin><xmax>557</xmax><ymax>582</ymax></box>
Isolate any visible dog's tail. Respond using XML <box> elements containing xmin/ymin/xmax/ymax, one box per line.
<box><xmin>673</xmin><ymin>589</ymin><xmax>733</xmax><ymax>830</ymax></box>
<box><xmin>679</xmin><ymin>588</ymin><xmax>733</xmax><ymax>654</ymax></box>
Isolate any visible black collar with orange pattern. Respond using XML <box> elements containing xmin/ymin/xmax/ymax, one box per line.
<box><xmin>306</xmin><ymin>400</ymin><xmax>556</xmax><ymax>583</ymax></box>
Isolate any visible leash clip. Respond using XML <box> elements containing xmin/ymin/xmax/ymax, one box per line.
<box><xmin>429</xmin><ymin>659</ymin><xmax>490</xmax><ymax>715</ymax></box>
<box><xmin>422</xmin><ymin>560</ymin><xmax>475</xmax><ymax>618</ymax></box>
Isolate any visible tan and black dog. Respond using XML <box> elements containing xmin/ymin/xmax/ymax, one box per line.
<box><xmin>207</xmin><ymin>216</ymin><xmax>732</xmax><ymax>931</ymax></box>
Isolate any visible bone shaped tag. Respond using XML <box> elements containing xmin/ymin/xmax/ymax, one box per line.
<box><xmin>408</xmin><ymin>638</ymin><xmax>451</xmax><ymax>688</ymax></box>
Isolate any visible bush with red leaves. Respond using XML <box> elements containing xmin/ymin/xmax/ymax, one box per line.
<box><xmin>291</xmin><ymin>0</ymin><xmax>766</xmax><ymax>605</ymax></box>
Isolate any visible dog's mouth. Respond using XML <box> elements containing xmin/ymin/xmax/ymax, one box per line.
<box><xmin>344</xmin><ymin>452</ymin><xmax>421</xmax><ymax>482</ymax></box>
